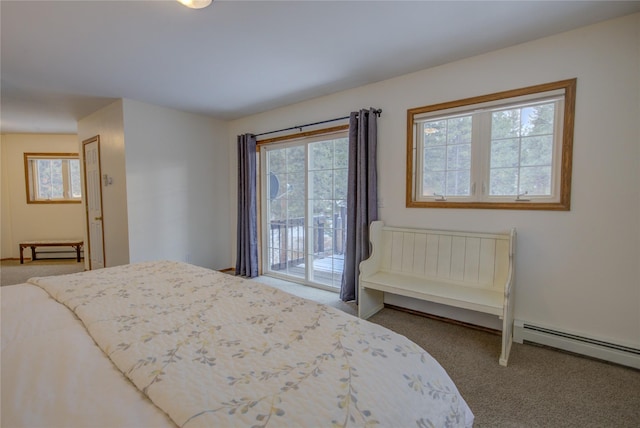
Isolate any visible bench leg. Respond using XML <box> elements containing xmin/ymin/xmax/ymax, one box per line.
<box><xmin>20</xmin><ymin>246</ymin><xmax>24</xmax><ymax>264</ymax></box>
<box><xmin>75</xmin><ymin>245</ymin><xmax>82</xmax><ymax>262</ymax></box>
<box><xmin>31</xmin><ymin>246</ymin><xmax>37</xmax><ymax>261</ymax></box>
<box><xmin>499</xmin><ymin>288</ymin><xmax>516</xmax><ymax>366</ymax></box>
<box><xmin>358</xmin><ymin>286</ymin><xmax>384</xmax><ymax>319</ymax></box>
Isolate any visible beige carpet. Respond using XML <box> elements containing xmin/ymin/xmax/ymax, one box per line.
<box><xmin>258</xmin><ymin>277</ymin><xmax>640</xmax><ymax>428</ymax></box>
<box><xmin>369</xmin><ymin>308</ymin><xmax>640</xmax><ymax>427</ymax></box>
<box><xmin>1</xmin><ymin>259</ymin><xmax>85</xmax><ymax>286</ymax></box>
<box><xmin>3</xmin><ymin>262</ymin><xmax>639</xmax><ymax>427</ymax></box>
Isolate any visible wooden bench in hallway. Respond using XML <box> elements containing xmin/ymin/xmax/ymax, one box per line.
<box><xmin>19</xmin><ymin>240</ymin><xmax>84</xmax><ymax>264</ymax></box>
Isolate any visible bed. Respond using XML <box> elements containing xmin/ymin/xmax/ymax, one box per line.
<box><xmin>1</xmin><ymin>260</ymin><xmax>473</xmax><ymax>427</ymax></box>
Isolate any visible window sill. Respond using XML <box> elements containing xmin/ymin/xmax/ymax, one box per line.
<box><xmin>406</xmin><ymin>200</ymin><xmax>570</xmax><ymax>211</ymax></box>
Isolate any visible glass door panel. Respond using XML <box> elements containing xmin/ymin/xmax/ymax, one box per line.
<box><xmin>263</xmin><ymin>135</ymin><xmax>347</xmax><ymax>291</ymax></box>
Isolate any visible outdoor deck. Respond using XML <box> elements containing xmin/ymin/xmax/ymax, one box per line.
<box><xmin>274</xmin><ymin>254</ymin><xmax>344</xmax><ymax>289</ymax></box>
<box><xmin>267</xmin><ymin>215</ymin><xmax>346</xmax><ymax>289</ymax></box>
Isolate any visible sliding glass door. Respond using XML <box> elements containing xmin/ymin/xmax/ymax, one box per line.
<box><xmin>261</xmin><ymin>133</ymin><xmax>347</xmax><ymax>291</ymax></box>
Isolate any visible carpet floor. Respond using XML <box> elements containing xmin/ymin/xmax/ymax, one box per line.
<box><xmin>1</xmin><ymin>259</ymin><xmax>85</xmax><ymax>286</ymax></box>
<box><xmin>3</xmin><ymin>261</ymin><xmax>639</xmax><ymax>427</ymax></box>
<box><xmin>251</xmin><ymin>277</ymin><xmax>640</xmax><ymax>427</ymax></box>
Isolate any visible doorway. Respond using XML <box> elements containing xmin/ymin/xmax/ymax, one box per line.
<box><xmin>261</xmin><ymin>132</ymin><xmax>347</xmax><ymax>291</ymax></box>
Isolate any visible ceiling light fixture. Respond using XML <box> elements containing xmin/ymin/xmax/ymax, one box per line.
<box><xmin>177</xmin><ymin>0</ymin><xmax>212</xmax><ymax>9</ymax></box>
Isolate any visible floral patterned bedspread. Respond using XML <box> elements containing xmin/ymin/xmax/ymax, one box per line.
<box><xmin>29</xmin><ymin>260</ymin><xmax>473</xmax><ymax>428</ymax></box>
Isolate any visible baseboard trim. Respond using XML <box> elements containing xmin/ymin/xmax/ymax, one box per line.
<box><xmin>514</xmin><ymin>319</ymin><xmax>640</xmax><ymax>370</ymax></box>
<box><xmin>384</xmin><ymin>303</ymin><xmax>501</xmax><ymax>336</ymax></box>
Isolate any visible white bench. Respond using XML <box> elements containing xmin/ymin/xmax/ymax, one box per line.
<box><xmin>358</xmin><ymin>221</ymin><xmax>516</xmax><ymax>366</ymax></box>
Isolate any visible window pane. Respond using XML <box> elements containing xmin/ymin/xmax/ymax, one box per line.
<box><xmin>447</xmin><ymin>116</ymin><xmax>472</xmax><ymax>144</ymax></box>
<box><xmin>286</xmin><ymin>146</ymin><xmax>305</xmax><ymax>173</ymax></box>
<box><xmin>491</xmin><ymin>138</ymin><xmax>520</xmax><ymax>168</ymax></box>
<box><xmin>519</xmin><ymin>166</ymin><xmax>552</xmax><ymax>195</ymax></box>
<box><xmin>446</xmin><ymin>170</ymin><xmax>470</xmax><ymax>196</ymax></box>
<box><xmin>286</xmin><ymin>172</ymin><xmax>305</xmax><ymax>218</ymax></box>
<box><xmin>309</xmin><ymin>140</ymin><xmax>333</xmax><ymax>171</ymax></box>
<box><xmin>70</xmin><ymin>159</ymin><xmax>82</xmax><ymax>198</ymax></box>
<box><xmin>421</xmin><ymin>115</ymin><xmax>472</xmax><ymax>198</ymax></box>
<box><xmin>522</xmin><ymin>103</ymin><xmax>555</xmax><ymax>136</ymax></box>
<box><xmin>333</xmin><ymin>138</ymin><xmax>348</xmax><ymax>168</ymax></box>
<box><xmin>447</xmin><ymin>143</ymin><xmax>471</xmax><ymax>170</ymax></box>
<box><xmin>423</xmin><ymin>120</ymin><xmax>447</xmax><ymax>146</ymax></box>
<box><xmin>269</xmin><ymin>218</ymin><xmax>285</xmax><ymax>252</ymax></box>
<box><xmin>492</xmin><ymin>109</ymin><xmax>520</xmax><ymax>139</ymax></box>
<box><xmin>424</xmin><ymin>146</ymin><xmax>446</xmax><ymax>172</ymax></box>
<box><xmin>423</xmin><ymin>171</ymin><xmax>445</xmax><ymax>196</ymax></box>
<box><xmin>269</xmin><ymin>186</ymin><xmax>287</xmax><ymax>221</ymax></box>
<box><xmin>35</xmin><ymin>160</ymin><xmax>52</xmax><ymax>199</ymax></box>
<box><xmin>309</xmin><ymin>225</ymin><xmax>327</xmax><ymax>256</ymax></box>
<box><xmin>285</xmin><ymin>251</ymin><xmax>305</xmax><ymax>279</ymax></box>
<box><xmin>521</xmin><ymin>135</ymin><xmax>553</xmax><ymax>167</ymax></box>
<box><xmin>312</xmin><ymin>199</ymin><xmax>333</xmax><ymax>218</ymax></box>
<box><xmin>51</xmin><ymin>160</ymin><xmax>64</xmax><ymax>198</ymax></box>
<box><xmin>267</xmin><ymin>172</ymin><xmax>304</xmax><ymax>220</ymax></box>
<box><xmin>490</xmin><ymin>168</ymin><xmax>518</xmax><ymax>195</ymax></box>
<box><xmin>37</xmin><ymin>159</ymin><xmax>64</xmax><ymax>199</ymax></box>
<box><xmin>334</xmin><ymin>168</ymin><xmax>348</xmax><ymax>200</ymax></box>
<box><xmin>268</xmin><ymin>149</ymin><xmax>286</xmax><ymax>173</ymax></box>
<box><xmin>310</xmin><ymin>170</ymin><xmax>333</xmax><ymax>200</ymax></box>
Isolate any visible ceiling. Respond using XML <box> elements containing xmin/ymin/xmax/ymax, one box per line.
<box><xmin>2</xmin><ymin>0</ymin><xmax>639</xmax><ymax>134</ymax></box>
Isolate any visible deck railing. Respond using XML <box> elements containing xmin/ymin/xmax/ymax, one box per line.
<box><xmin>268</xmin><ymin>210</ymin><xmax>346</xmax><ymax>271</ymax></box>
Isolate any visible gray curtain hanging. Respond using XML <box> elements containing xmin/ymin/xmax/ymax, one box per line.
<box><xmin>340</xmin><ymin>108</ymin><xmax>378</xmax><ymax>302</ymax></box>
<box><xmin>236</xmin><ymin>133</ymin><xmax>259</xmax><ymax>278</ymax></box>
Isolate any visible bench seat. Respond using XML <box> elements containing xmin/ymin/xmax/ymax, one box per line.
<box><xmin>363</xmin><ymin>271</ymin><xmax>504</xmax><ymax>316</ymax></box>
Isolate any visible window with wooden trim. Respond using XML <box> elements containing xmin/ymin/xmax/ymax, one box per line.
<box><xmin>407</xmin><ymin>79</ymin><xmax>576</xmax><ymax>210</ymax></box>
<box><xmin>24</xmin><ymin>153</ymin><xmax>82</xmax><ymax>203</ymax></box>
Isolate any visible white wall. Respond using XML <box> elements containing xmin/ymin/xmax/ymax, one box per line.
<box><xmin>0</xmin><ymin>134</ymin><xmax>84</xmax><ymax>259</ymax></box>
<box><xmin>122</xmin><ymin>99</ymin><xmax>230</xmax><ymax>270</ymax></box>
<box><xmin>229</xmin><ymin>14</ymin><xmax>640</xmax><ymax>348</ymax></box>
<box><xmin>77</xmin><ymin>100</ymin><xmax>130</xmax><ymax>268</ymax></box>
<box><xmin>78</xmin><ymin>99</ymin><xmax>231</xmax><ymax>271</ymax></box>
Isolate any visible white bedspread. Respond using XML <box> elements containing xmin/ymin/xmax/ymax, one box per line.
<box><xmin>1</xmin><ymin>283</ymin><xmax>175</xmax><ymax>427</ymax></box>
<box><xmin>4</xmin><ymin>260</ymin><xmax>473</xmax><ymax>427</ymax></box>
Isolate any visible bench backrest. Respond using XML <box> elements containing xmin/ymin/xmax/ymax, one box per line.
<box><xmin>372</xmin><ymin>222</ymin><xmax>514</xmax><ymax>290</ymax></box>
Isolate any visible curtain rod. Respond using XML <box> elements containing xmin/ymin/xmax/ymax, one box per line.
<box><xmin>254</xmin><ymin>108</ymin><xmax>382</xmax><ymax>138</ymax></box>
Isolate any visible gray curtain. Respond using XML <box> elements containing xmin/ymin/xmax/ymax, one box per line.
<box><xmin>236</xmin><ymin>133</ymin><xmax>259</xmax><ymax>278</ymax></box>
<box><xmin>340</xmin><ymin>108</ymin><xmax>378</xmax><ymax>302</ymax></box>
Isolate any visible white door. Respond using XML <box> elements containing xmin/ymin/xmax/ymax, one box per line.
<box><xmin>83</xmin><ymin>136</ymin><xmax>105</xmax><ymax>269</ymax></box>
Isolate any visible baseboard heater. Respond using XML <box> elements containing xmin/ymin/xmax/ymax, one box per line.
<box><xmin>514</xmin><ymin>320</ymin><xmax>640</xmax><ymax>370</ymax></box>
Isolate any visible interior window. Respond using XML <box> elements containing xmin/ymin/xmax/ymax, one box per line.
<box><xmin>24</xmin><ymin>153</ymin><xmax>82</xmax><ymax>204</ymax></box>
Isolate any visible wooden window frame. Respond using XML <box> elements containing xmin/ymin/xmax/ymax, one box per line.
<box><xmin>24</xmin><ymin>152</ymin><xmax>82</xmax><ymax>204</ymax></box>
<box><xmin>406</xmin><ymin>78</ymin><xmax>576</xmax><ymax>210</ymax></box>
